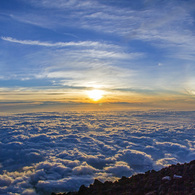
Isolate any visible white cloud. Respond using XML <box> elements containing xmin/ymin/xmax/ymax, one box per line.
<box><xmin>25</xmin><ymin>0</ymin><xmax>195</xmax><ymax>61</ymax></box>
<box><xmin>35</xmin><ymin>176</ymin><xmax>93</xmax><ymax>194</ymax></box>
<box><xmin>0</xmin><ymin>175</ymin><xmax>13</xmax><ymax>187</ymax></box>
<box><xmin>2</xmin><ymin>0</ymin><xmax>194</xmax><ymax>93</ymax></box>
<box><xmin>104</xmin><ymin>161</ymin><xmax>133</xmax><ymax>177</ymax></box>
<box><xmin>72</xmin><ymin>162</ymin><xmax>97</xmax><ymax>175</ymax></box>
<box><xmin>21</xmin><ymin>189</ymin><xmax>38</xmax><ymax>195</ymax></box>
<box><xmin>3</xmin><ymin>0</ymin><xmax>194</xmax><ymax>67</ymax></box>
<box><xmin>156</xmin><ymin>157</ymin><xmax>179</xmax><ymax>169</ymax></box>
<box><xmin>115</xmin><ymin>149</ymin><xmax>154</xmax><ymax>172</ymax></box>
<box><xmin>1</xmin><ymin>36</ymin><xmax>114</xmax><ymax>48</ymax></box>
<box><xmin>0</xmin><ymin>111</ymin><xmax>194</xmax><ymax>194</ymax></box>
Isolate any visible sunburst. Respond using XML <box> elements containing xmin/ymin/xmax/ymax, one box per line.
<box><xmin>87</xmin><ymin>89</ymin><xmax>104</xmax><ymax>101</ymax></box>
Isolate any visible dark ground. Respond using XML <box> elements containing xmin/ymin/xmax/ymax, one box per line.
<box><xmin>52</xmin><ymin>160</ymin><xmax>195</xmax><ymax>195</ymax></box>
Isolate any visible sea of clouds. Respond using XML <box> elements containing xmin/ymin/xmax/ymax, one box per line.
<box><xmin>0</xmin><ymin>110</ymin><xmax>194</xmax><ymax>194</ymax></box>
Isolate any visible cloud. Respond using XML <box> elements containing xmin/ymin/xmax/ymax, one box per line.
<box><xmin>0</xmin><ymin>111</ymin><xmax>195</xmax><ymax>194</ymax></box>
<box><xmin>1</xmin><ymin>36</ymin><xmax>114</xmax><ymax>48</ymax></box>
<box><xmin>104</xmin><ymin>161</ymin><xmax>133</xmax><ymax>177</ymax></box>
<box><xmin>35</xmin><ymin>176</ymin><xmax>93</xmax><ymax>194</ymax></box>
<box><xmin>22</xmin><ymin>0</ymin><xmax>195</xmax><ymax>61</ymax></box>
<box><xmin>156</xmin><ymin>157</ymin><xmax>179</xmax><ymax>168</ymax></box>
<box><xmin>72</xmin><ymin>162</ymin><xmax>97</xmax><ymax>175</ymax></box>
<box><xmin>22</xmin><ymin>189</ymin><xmax>38</xmax><ymax>195</ymax></box>
<box><xmin>1</xmin><ymin>34</ymin><xmax>139</xmax><ymax>90</ymax></box>
<box><xmin>115</xmin><ymin>149</ymin><xmax>154</xmax><ymax>172</ymax></box>
<box><xmin>0</xmin><ymin>175</ymin><xmax>13</xmax><ymax>187</ymax></box>
<box><xmin>1</xmin><ymin>0</ymin><xmax>194</xmax><ymax>97</ymax></box>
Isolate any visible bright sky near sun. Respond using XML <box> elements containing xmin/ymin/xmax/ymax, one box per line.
<box><xmin>0</xmin><ymin>0</ymin><xmax>195</xmax><ymax>112</ymax></box>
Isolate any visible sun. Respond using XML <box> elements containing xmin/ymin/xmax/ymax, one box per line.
<box><xmin>87</xmin><ymin>89</ymin><xmax>104</xmax><ymax>101</ymax></box>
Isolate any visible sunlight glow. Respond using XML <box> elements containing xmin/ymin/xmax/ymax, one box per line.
<box><xmin>87</xmin><ymin>89</ymin><xmax>104</xmax><ymax>101</ymax></box>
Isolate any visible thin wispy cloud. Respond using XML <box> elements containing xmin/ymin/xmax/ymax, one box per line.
<box><xmin>1</xmin><ymin>34</ymin><xmax>140</xmax><ymax>91</ymax></box>
<box><xmin>10</xmin><ymin>0</ymin><xmax>195</xmax><ymax>61</ymax></box>
<box><xmin>1</xmin><ymin>36</ymin><xmax>113</xmax><ymax>48</ymax></box>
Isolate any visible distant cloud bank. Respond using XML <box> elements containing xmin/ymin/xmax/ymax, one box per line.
<box><xmin>0</xmin><ymin>111</ymin><xmax>194</xmax><ymax>194</ymax></box>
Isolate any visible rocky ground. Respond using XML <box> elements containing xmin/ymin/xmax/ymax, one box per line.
<box><xmin>52</xmin><ymin>160</ymin><xmax>195</xmax><ymax>195</ymax></box>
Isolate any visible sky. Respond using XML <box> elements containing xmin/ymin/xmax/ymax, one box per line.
<box><xmin>0</xmin><ymin>0</ymin><xmax>195</xmax><ymax>112</ymax></box>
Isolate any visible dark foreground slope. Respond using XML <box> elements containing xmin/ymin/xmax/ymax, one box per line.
<box><xmin>52</xmin><ymin>160</ymin><xmax>195</xmax><ymax>195</ymax></box>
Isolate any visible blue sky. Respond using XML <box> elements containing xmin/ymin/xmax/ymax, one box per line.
<box><xmin>0</xmin><ymin>0</ymin><xmax>195</xmax><ymax>111</ymax></box>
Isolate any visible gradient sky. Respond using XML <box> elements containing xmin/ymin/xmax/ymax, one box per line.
<box><xmin>0</xmin><ymin>0</ymin><xmax>195</xmax><ymax>112</ymax></box>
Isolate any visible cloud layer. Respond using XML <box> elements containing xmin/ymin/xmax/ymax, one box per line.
<box><xmin>0</xmin><ymin>111</ymin><xmax>194</xmax><ymax>194</ymax></box>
